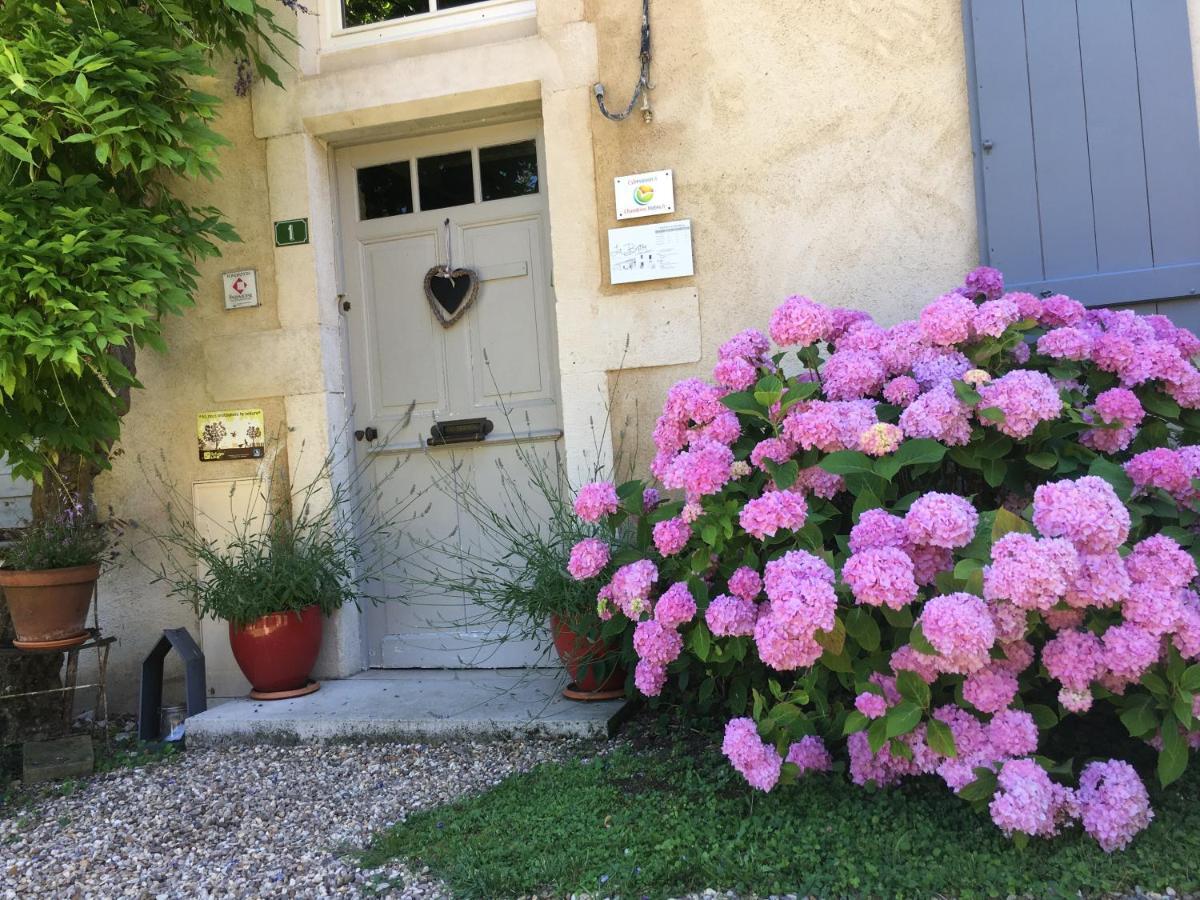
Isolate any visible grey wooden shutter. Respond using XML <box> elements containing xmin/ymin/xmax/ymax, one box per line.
<box><xmin>965</xmin><ymin>0</ymin><xmax>1200</xmax><ymax>305</ymax></box>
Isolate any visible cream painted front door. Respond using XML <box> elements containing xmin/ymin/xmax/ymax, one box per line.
<box><xmin>337</xmin><ymin>123</ymin><xmax>561</xmax><ymax>668</ymax></box>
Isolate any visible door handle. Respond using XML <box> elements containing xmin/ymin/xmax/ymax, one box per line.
<box><xmin>354</xmin><ymin>427</ymin><xmax>379</xmax><ymax>442</ymax></box>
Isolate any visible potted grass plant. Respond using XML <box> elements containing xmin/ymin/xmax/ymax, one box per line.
<box><xmin>142</xmin><ymin>438</ymin><xmax>417</xmax><ymax>700</ymax></box>
<box><xmin>414</xmin><ymin>438</ymin><xmax>637</xmax><ymax>701</ymax></box>
<box><xmin>0</xmin><ymin>499</ymin><xmax>111</xmax><ymax>649</ymax></box>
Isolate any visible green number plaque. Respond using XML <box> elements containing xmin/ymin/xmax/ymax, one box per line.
<box><xmin>274</xmin><ymin>218</ymin><xmax>309</xmax><ymax>247</ymax></box>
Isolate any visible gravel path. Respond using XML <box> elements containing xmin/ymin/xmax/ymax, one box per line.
<box><xmin>1</xmin><ymin>738</ymin><xmax>580</xmax><ymax>898</ymax></box>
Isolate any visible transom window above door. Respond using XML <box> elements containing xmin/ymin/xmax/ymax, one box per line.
<box><xmin>342</xmin><ymin>0</ymin><xmax>494</xmax><ymax>29</ymax></box>
<box><xmin>356</xmin><ymin>139</ymin><xmax>539</xmax><ymax>220</ymax></box>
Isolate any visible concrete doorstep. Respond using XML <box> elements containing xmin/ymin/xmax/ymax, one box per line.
<box><xmin>185</xmin><ymin>669</ymin><xmax>628</xmax><ymax>748</ymax></box>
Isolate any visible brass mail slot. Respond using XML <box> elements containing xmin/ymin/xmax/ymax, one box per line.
<box><xmin>428</xmin><ymin>417</ymin><xmax>494</xmax><ymax>446</ymax></box>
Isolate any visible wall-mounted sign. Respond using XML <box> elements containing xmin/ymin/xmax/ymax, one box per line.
<box><xmin>197</xmin><ymin>409</ymin><xmax>266</xmax><ymax>462</ymax></box>
<box><xmin>609</xmin><ymin>219</ymin><xmax>695</xmax><ymax>285</ymax></box>
<box><xmin>274</xmin><ymin>218</ymin><xmax>309</xmax><ymax>247</ymax></box>
<box><xmin>222</xmin><ymin>269</ymin><xmax>259</xmax><ymax>310</ymax></box>
<box><xmin>614</xmin><ymin>169</ymin><xmax>675</xmax><ymax>220</ymax></box>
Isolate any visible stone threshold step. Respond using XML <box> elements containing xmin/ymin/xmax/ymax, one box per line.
<box><xmin>186</xmin><ymin>668</ymin><xmax>628</xmax><ymax>748</ymax></box>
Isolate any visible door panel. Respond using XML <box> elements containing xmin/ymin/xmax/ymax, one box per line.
<box><xmin>338</xmin><ymin>122</ymin><xmax>560</xmax><ymax>669</ymax></box>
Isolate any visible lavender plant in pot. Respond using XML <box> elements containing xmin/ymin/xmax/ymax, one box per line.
<box><xmin>0</xmin><ymin>500</ymin><xmax>111</xmax><ymax>649</ymax></box>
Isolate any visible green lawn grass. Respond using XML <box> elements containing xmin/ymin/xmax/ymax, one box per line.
<box><xmin>364</xmin><ymin>739</ymin><xmax>1200</xmax><ymax>899</ymax></box>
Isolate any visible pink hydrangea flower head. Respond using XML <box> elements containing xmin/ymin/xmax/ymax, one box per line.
<box><xmin>847</xmin><ymin>730</ymin><xmax>912</xmax><ymax>788</ymax></box>
<box><xmin>1037</xmin><ymin>327</ymin><xmax>1094</xmax><ymax>361</ymax></box>
<box><xmin>898</xmin><ymin>385</ymin><xmax>973</xmax><ymax>446</ymax></box>
<box><xmin>786</xmin><ymin>735</ymin><xmax>832</xmax><ymax>774</ymax></box>
<box><xmin>662</xmin><ymin>441</ymin><xmax>735</xmax><ymax>502</ymax></box>
<box><xmin>713</xmin><ymin>356</ymin><xmax>758</xmax><ymax>391</ymax></box>
<box><xmin>739</xmin><ymin>490</ymin><xmax>808</xmax><ymax>540</ymax></box>
<box><xmin>882</xmin><ymin>375</ymin><xmax>920</xmax><ymax>406</ymax></box>
<box><xmin>1077</xmin><ymin>760</ymin><xmax>1153</xmax><ymax>852</ymax></box>
<box><xmin>1174</xmin><ymin>592</ymin><xmax>1200</xmax><ymax>659</ymax></box>
<box><xmin>652</xmin><ymin>517</ymin><xmax>692</xmax><ymax>558</ymax></box>
<box><xmin>728</xmin><ymin>566</ymin><xmax>762</xmax><ymax>601</ymax></box>
<box><xmin>1102</xmin><ymin>623</ymin><xmax>1161</xmax><ymax>683</ymax></box>
<box><xmin>609</xmin><ymin>559</ymin><xmax>658</xmax><ymax>618</ymax></box>
<box><xmin>1125</xmin><ymin>447</ymin><xmax>1200</xmax><ymax>502</ymax></box>
<box><xmin>879</xmin><ymin>321</ymin><xmax>926</xmax><ymax>375</ymax></box>
<box><xmin>1032</xmin><ymin>476</ymin><xmax>1130</xmax><ymax>554</ymax></box>
<box><xmin>905</xmin><ymin>492</ymin><xmax>979</xmax><ymax>549</ymax></box>
<box><xmin>974</xmin><ymin>297</ymin><xmax>1020</xmax><ymax>338</ymax></box>
<box><xmin>1125</xmin><ymin>535</ymin><xmax>1197</xmax><ymax>589</ymax></box>
<box><xmin>718</xmin><ymin>328</ymin><xmax>770</xmax><ymax>363</ymax></box>
<box><xmin>633</xmin><ymin>618</ymin><xmax>684</xmax><ymax>666</ymax></box>
<box><xmin>793</xmin><ymin>465</ymin><xmax>846</xmax><ymax>499</ymax></box>
<box><xmin>842</xmin><ymin>547</ymin><xmax>919</xmax><ymax>609</ymax></box>
<box><xmin>654</xmin><ymin>582</ymin><xmax>697</xmax><ymax>629</ymax></box>
<box><xmin>634</xmin><ymin>659</ymin><xmax>668</xmax><ymax>696</ymax></box>
<box><xmin>906</xmin><ymin>542</ymin><xmax>955</xmax><ymax>586</ymax></box>
<box><xmin>919</xmin><ymin>292</ymin><xmax>976</xmax><ymax>346</ymax></box>
<box><xmin>995</xmin><ymin>638</ymin><xmax>1035</xmax><ymax>674</ymax></box>
<box><xmin>764</xmin><ymin>550</ymin><xmax>834</xmax><ymax>592</ymax></box>
<box><xmin>1011</xmin><ymin>341</ymin><xmax>1031</xmax><ymax>364</ymax></box>
<box><xmin>1123</xmin><ymin>582</ymin><xmax>1185</xmax><ymax>638</ymax></box>
<box><xmin>705</xmin><ymin>593</ymin><xmax>757</xmax><ymax>637</ymax></box>
<box><xmin>1059</xmin><ymin>686</ymin><xmax>1094</xmax><ymax>714</ymax></box>
<box><xmin>783</xmin><ymin>400</ymin><xmax>878</xmax><ymax>453</ymax></box>
<box><xmin>859</xmin><ymin>422</ymin><xmax>904</xmax><ymax>457</ymax></box>
<box><xmin>1005</xmin><ymin>291</ymin><xmax>1044</xmax><ymax>320</ymax></box>
<box><xmin>574</xmin><ymin>481</ymin><xmax>619</xmax><ymax>523</ymax></box>
<box><xmin>912</xmin><ymin>348</ymin><xmax>973</xmax><ymax>391</ymax></box>
<box><xmin>918</xmin><ymin>592</ymin><xmax>996</xmax><ymax>674</ymax></box>
<box><xmin>769</xmin><ymin>295</ymin><xmax>832</xmax><ymax>347</ymax></box>
<box><xmin>989</xmin><ymin>602</ymin><xmax>1029</xmax><ymax>644</ymax></box>
<box><xmin>754</xmin><ymin>613</ymin><xmax>824</xmax><ymax>671</ymax></box>
<box><xmin>642</xmin><ymin>487</ymin><xmax>661</xmax><ymax>511</ymax></box>
<box><xmin>987</xmin><ymin>709</ymin><xmax>1040</xmax><ymax>758</ymax></box>
<box><xmin>963</xmin><ymin>666</ymin><xmax>1019</xmax><ymax>713</ymax></box>
<box><xmin>828</xmin><ymin>308</ymin><xmax>875</xmax><ymax>342</ymax></box>
<box><xmin>983</xmin><ymin>533</ymin><xmax>1079</xmax><ymax>611</ymax></box>
<box><xmin>680</xmin><ymin>500</ymin><xmax>703</xmax><ymax>524</ymax></box>
<box><xmin>963</xmin><ymin>266</ymin><xmax>1005</xmax><ymax>301</ymax></box>
<box><xmin>989</xmin><ymin>758</ymin><xmax>1077</xmax><ymax>839</ymax></box>
<box><xmin>822</xmin><ymin>350</ymin><xmax>887</xmax><ymax>401</ymax></box>
<box><xmin>855</xmin><ymin>691</ymin><xmax>888</xmax><ymax>719</ymax></box>
<box><xmin>567</xmin><ymin>538</ymin><xmax>610</xmax><ymax>581</ymax></box>
<box><xmin>1043</xmin><ymin>628</ymin><xmax>1105</xmax><ymax>692</ymax></box>
<box><xmin>722</xmin><ymin>717</ymin><xmax>784</xmax><ymax>791</ymax></box>
<box><xmin>836</xmin><ymin>321</ymin><xmax>888</xmax><ymax>353</ymax></box>
<box><xmin>1039</xmin><ymin>294</ymin><xmax>1086</xmax><ymax>327</ymax></box>
<box><xmin>891</xmin><ymin>644</ymin><xmax>941</xmax><ymax>683</ymax></box>
<box><xmin>596</xmin><ymin>584</ymin><xmax>614</xmax><ymax>620</ymax></box>
<box><xmin>849</xmin><ymin>508</ymin><xmax>908</xmax><ymax>553</ymax></box>
<box><xmin>976</xmin><ymin>369</ymin><xmax>1063</xmax><ymax>439</ymax></box>
<box><xmin>750</xmin><ymin>437</ymin><xmax>795</xmax><ymax>471</ymax></box>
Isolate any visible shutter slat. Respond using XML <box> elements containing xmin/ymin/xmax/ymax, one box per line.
<box><xmin>1077</xmin><ymin>0</ymin><xmax>1154</xmax><ymax>273</ymax></box>
<box><xmin>1132</xmin><ymin>0</ymin><xmax>1200</xmax><ymax>267</ymax></box>
<box><xmin>1023</xmin><ymin>0</ymin><xmax>1098</xmax><ymax>279</ymax></box>
<box><xmin>971</xmin><ymin>1</ymin><xmax>1044</xmax><ymax>283</ymax></box>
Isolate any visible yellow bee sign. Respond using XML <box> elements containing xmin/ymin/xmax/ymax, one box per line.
<box><xmin>196</xmin><ymin>409</ymin><xmax>266</xmax><ymax>462</ymax></box>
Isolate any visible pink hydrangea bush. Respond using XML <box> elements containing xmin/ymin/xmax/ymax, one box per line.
<box><xmin>567</xmin><ymin>268</ymin><xmax>1200</xmax><ymax>850</ymax></box>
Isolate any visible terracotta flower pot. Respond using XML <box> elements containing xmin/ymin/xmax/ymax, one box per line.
<box><xmin>228</xmin><ymin>605</ymin><xmax>323</xmax><ymax>700</ymax></box>
<box><xmin>0</xmin><ymin>563</ymin><xmax>99</xmax><ymax>649</ymax></box>
<box><xmin>550</xmin><ymin>612</ymin><xmax>626</xmax><ymax>701</ymax></box>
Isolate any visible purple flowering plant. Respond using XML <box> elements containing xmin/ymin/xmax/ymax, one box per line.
<box><xmin>568</xmin><ymin>268</ymin><xmax>1200</xmax><ymax>850</ymax></box>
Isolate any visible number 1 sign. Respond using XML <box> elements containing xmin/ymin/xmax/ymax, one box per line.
<box><xmin>274</xmin><ymin>218</ymin><xmax>310</xmax><ymax>247</ymax></box>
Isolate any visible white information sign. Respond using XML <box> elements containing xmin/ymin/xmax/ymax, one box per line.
<box><xmin>614</xmin><ymin>169</ymin><xmax>675</xmax><ymax>220</ymax></box>
<box><xmin>222</xmin><ymin>269</ymin><xmax>259</xmax><ymax>310</ymax></box>
<box><xmin>608</xmin><ymin>219</ymin><xmax>695</xmax><ymax>285</ymax></box>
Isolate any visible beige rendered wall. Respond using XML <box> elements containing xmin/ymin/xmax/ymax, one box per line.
<box><xmin>588</xmin><ymin>0</ymin><xmax>979</xmax><ymax>473</ymax></box>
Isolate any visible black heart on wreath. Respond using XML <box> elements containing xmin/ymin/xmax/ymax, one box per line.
<box><xmin>423</xmin><ymin>266</ymin><xmax>479</xmax><ymax>328</ymax></box>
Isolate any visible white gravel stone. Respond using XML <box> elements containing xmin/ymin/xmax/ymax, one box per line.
<box><xmin>1</xmin><ymin>738</ymin><xmax>579</xmax><ymax>898</ymax></box>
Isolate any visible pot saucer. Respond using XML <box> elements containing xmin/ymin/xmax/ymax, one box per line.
<box><xmin>562</xmin><ymin>682</ymin><xmax>624</xmax><ymax>702</ymax></box>
<box><xmin>12</xmin><ymin>632</ymin><xmax>89</xmax><ymax>651</ymax></box>
<box><xmin>249</xmin><ymin>680</ymin><xmax>320</xmax><ymax>702</ymax></box>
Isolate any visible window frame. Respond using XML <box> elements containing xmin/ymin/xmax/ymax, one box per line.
<box><xmin>320</xmin><ymin>0</ymin><xmax>535</xmax><ymax>54</ymax></box>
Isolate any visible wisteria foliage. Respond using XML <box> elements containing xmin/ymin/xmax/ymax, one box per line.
<box><xmin>568</xmin><ymin>269</ymin><xmax>1200</xmax><ymax>851</ymax></box>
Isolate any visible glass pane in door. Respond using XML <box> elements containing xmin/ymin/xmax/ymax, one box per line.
<box><xmin>417</xmin><ymin>151</ymin><xmax>475</xmax><ymax>211</ymax></box>
<box><xmin>479</xmin><ymin>141</ymin><xmax>539</xmax><ymax>201</ymax></box>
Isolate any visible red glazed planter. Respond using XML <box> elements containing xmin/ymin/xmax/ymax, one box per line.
<box><xmin>229</xmin><ymin>605</ymin><xmax>323</xmax><ymax>700</ymax></box>
<box><xmin>550</xmin><ymin>613</ymin><xmax>625</xmax><ymax>701</ymax></box>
